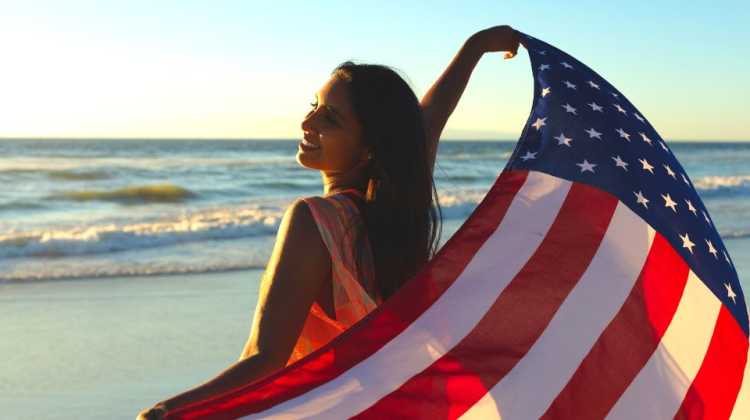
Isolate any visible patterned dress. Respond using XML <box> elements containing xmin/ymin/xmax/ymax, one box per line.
<box><xmin>285</xmin><ymin>188</ymin><xmax>382</xmax><ymax>366</ymax></box>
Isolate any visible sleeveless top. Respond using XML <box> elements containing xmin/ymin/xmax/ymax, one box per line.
<box><xmin>285</xmin><ymin>188</ymin><xmax>383</xmax><ymax>366</ymax></box>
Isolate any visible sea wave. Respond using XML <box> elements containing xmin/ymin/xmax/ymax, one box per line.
<box><xmin>50</xmin><ymin>183</ymin><xmax>198</xmax><ymax>203</ymax></box>
<box><xmin>47</xmin><ymin>170</ymin><xmax>112</xmax><ymax>181</ymax></box>
<box><xmin>694</xmin><ymin>175</ymin><xmax>750</xmax><ymax>195</ymax></box>
<box><xmin>0</xmin><ymin>188</ymin><xmax>486</xmax><ymax>261</ymax></box>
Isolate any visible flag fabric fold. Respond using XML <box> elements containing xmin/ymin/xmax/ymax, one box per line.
<box><xmin>164</xmin><ymin>31</ymin><xmax>748</xmax><ymax>420</ymax></box>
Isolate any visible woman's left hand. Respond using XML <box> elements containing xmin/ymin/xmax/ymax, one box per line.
<box><xmin>136</xmin><ymin>403</ymin><xmax>168</xmax><ymax>420</ymax></box>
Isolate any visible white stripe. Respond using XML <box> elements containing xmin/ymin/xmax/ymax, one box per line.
<box><xmin>459</xmin><ymin>202</ymin><xmax>656</xmax><ymax>420</ymax></box>
<box><xmin>729</xmin><ymin>305</ymin><xmax>750</xmax><ymax>420</ymax></box>
<box><xmin>243</xmin><ymin>171</ymin><xmax>572</xmax><ymax>419</ymax></box>
<box><xmin>605</xmin><ymin>271</ymin><xmax>721</xmax><ymax>419</ymax></box>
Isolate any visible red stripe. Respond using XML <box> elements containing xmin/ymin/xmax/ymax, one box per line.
<box><xmin>165</xmin><ymin>170</ymin><xmax>530</xmax><ymax>419</ymax></box>
<box><xmin>351</xmin><ymin>181</ymin><xmax>619</xmax><ymax>419</ymax></box>
<box><xmin>540</xmin><ymin>232</ymin><xmax>689</xmax><ymax>419</ymax></box>
<box><xmin>675</xmin><ymin>306</ymin><xmax>749</xmax><ymax>419</ymax></box>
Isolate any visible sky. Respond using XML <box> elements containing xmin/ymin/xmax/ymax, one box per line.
<box><xmin>0</xmin><ymin>0</ymin><xmax>747</xmax><ymax>141</ymax></box>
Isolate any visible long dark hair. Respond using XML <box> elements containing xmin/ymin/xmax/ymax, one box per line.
<box><xmin>333</xmin><ymin>60</ymin><xmax>442</xmax><ymax>301</ymax></box>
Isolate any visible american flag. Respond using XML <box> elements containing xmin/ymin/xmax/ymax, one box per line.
<box><xmin>165</xmin><ymin>31</ymin><xmax>749</xmax><ymax>419</ymax></box>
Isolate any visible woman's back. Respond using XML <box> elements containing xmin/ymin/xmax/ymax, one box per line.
<box><xmin>286</xmin><ymin>188</ymin><xmax>382</xmax><ymax>365</ymax></box>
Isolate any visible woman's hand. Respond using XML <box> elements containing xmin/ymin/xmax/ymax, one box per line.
<box><xmin>135</xmin><ymin>403</ymin><xmax>168</xmax><ymax>420</ymax></box>
<box><xmin>468</xmin><ymin>25</ymin><xmax>521</xmax><ymax>59</ymax></box>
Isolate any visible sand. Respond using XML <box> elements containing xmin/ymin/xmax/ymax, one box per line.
<box><xmin>0</xmin><ymin>268</ymin><xmax>263</xmax><ymax>419</ymax></box>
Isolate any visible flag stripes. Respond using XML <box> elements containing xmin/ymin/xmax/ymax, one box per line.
<box><xmin>541</xmin><ymin>233</ymin><xmax>690</xmax><ymax>419</ymax></box>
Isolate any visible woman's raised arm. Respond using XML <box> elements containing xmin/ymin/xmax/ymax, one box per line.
<box><xmin>421</xmin><ymin>25</ymin><xmax>520</xmax><ymax>174</ymax></box>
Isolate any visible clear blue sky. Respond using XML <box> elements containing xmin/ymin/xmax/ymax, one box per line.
<box><xmin>1</xmin><ymin>0</ymin><xmax>747</xmax><ymax>140</ymax></box>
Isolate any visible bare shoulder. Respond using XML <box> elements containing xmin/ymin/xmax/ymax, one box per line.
<box><xmin>268</xmin><ymin>198</ymin><xmax>330</xmax><ymax>281</ymax></box>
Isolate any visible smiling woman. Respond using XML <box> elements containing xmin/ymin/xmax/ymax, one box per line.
<box><xmin>136</xmin><ymin>25</ymin><xmax>521</xmax><ymax>420</ymax></box>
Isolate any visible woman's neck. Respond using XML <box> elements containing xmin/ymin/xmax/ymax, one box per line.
<box><xmin>320</xmin><ymin>163</ymin><xmax>369</xmax><ymax>197</ymax></box>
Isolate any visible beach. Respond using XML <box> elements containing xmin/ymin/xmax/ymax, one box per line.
<box><xmin>1</xmin><ymin>139</ymin><xmax>749</xmax><ymax>418</ymax></box>
<box><xmin>0</xmin><ymin>268</ymin><xmax>263</xmax><ymax>419</ymax></box>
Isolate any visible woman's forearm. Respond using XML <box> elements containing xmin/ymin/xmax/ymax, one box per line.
<box><xmin>421</xmin><ymin>37</ymin><xmax>484</xmax><ymax>129</ymax></box>
<box><xmin>421</xmin><ymin>37</ymin><xmax>484</xmax><ymax>171</ymax></box>
<box><xmin>158</xmin><ymin>352</ymin><xmax>283</xmax><ymax>412</ymax></box>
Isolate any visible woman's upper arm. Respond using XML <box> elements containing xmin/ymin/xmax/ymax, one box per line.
<box><xmin>240</xmin><ymin>198</ymin><xmax>331</xmax><ymax>365</ymax></box>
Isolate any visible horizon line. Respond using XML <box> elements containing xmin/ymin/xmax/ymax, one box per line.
<box><xmin>2</xmin><ymin>137</ymin><xmax>750</xmax><ymax>142</ymax></box>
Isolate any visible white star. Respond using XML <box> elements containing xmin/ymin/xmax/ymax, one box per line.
<box><xmin>681</xmin><ymin>173</ymin><xmax>690</xmax><ymax>186</ymax></box>
<box><xmin>613</xmin><ymin>103</ymin><xmax>627</xmax><ymax>114</ymax></box>
<box><xmin>660</xmin><ymin>141</ymin><xmax>669</xmax><ymax>152</ymax></box>
<box><xmin>634</xmin><ymin>113</ymin><xmax>645</xmax><ymax>122</ymax></box>
<box><xmin>612</xmin><ymin>155</ymin><xmax>628</xmax><ymax>171</ymax></box>
<box><xmin>685</xmin><ymin>199</ymin><xmax>697</xmax><ymax>215</ymax></box>
<box><xmin>563</xmin><ymin>80</ymin><xmax>577</xmax><ymax>89</ymax></box>
<box><xmin>532</xmin><ymin>117</ymin><xmax>547</xmax><ymax>130</ymax></box>
<box><xmin>634</xmin><ymin>190</ymin><xmax>649</xmax><ymax>208</ymax></box>
<box><xmin>585</xmin><ymin>127</ymin><xmax>603</xmax><ymax>140</ymax></box>
<box><xmin>541</xmin><ymin>86</ymin><xmax>551</xmax><ymax>97</ymax></box>
<box><xmin>703</xmin><ymin>210</ymin><xmax>712</xmax><ymax>225</ymax></box>
<box><xmin>706</xmin><ymin>239</ymin><xmax>718</xmax><ymax>258</ymax></box>
<box><xmin>587</xmin><ymin>80</ymin><xmax>600</xmax><ymax>89</ymax></box>
<box><xmin>725</xmin><ymin>282</ymin><xmax>737</xmax><ymax>304</ymax></box>
<box><xmin>576</xmin><ymin>159</ymin><xmax>597</xmax><ymax>173</ymax></box>
<box><xmin>639</xmin><ymin>158</ymin><xmax>654</xmax><ymax>173</ymax></box>
<box><xmin>611</xmin><ymin>92</ymin><xmax>620</xmax><ymax>98</ymax></box>
<box><xmin>662</xmin><ymin>193</ymin><xmax>678</xmax><ymax>212</ymax></box>
<box><xmin>638</xmin><ymin>132</ymin><xmax>653</xmax><ymax>145</ymax></box>
<box><xmin>616</xmin><ymin>128</ymin><xmax>631</xmax><ymax>141</ymax></box>
<box><xmin>588</xmin><ymin>102</ymin><xmax>604</xmax><ymax>112</ymax></box>
<box><xmin>562</xmin><ymin>103</ymin><xmax>577</xmax><ymax>115</ymax></box>
<box><xmin>539</xmin><ymin>63</ymin><xmax>551</xmax><ymax>71</ymax></box>
<box><xmin>521</xmin><ymin>151</ymin><xmax>537</xmax><ymax>161</ymax></box>
<box><xmin>680</xmin><ymin>233</ymin><xmax>695</xmax><ymax>254</ymax></box>
<box><xmin>663</xmin><ymin>164</ymin><xmax>676</xmax><ymax>179</ymax></box>
<box><xmin>537</xmin><ymin>49</ymin><xmax>547</xmax><ymax>55</ymax></box>
<box><xmin>554</xmin><ymin>132</ymin><xmax>573</xmax><ymax>147</ymax></box>
<box><xmin>724</xmin><ymin>250</ymin><xmax>732</xmax><ymax>265</ymax></box>
<box><xmin>560</xmin><ymin>61</ymin><xmax>574</xmax><ymax>69</ymax></box>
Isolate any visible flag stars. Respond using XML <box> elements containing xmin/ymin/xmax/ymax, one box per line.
<box><xmin>611</xmin><ymin>92</ymin><xmax>620</xmax><ymax>98</ymax></box>
<box><xmin>521</xmin><ymin>151</ymin><xmax>537</xmax><ymax>161</ymax></box>
<box><xmin>664</xmin><ymin>164</ymin><xmax>676</xmax><ymax>179</ymax></box>
<box><xmin>616</xmin><ymin>128</ymin><xmax>631</xmax><ymax>141</ymax></box>
<box><xmin>539</xmin><ymin>63</ymin><xmax>551</xmax><ymax>71</ymax></box>
<box><xmin>613</xmin><ymin>103</ymin><xmax>627</xmax><ymax>115</ymax></box>
<box><xmin>724</xmin><ymin>250</ymin><xmax>732</xmax><ymax>265</ymax></box>
<box><xmin>587</xmin><ymin>80</ymin><xmax>600</xmax><ymax>89</ymax></box>
<box><xmin>681</xmin><ymin>173</ymin><xmax>690</xmax><ymax>186</ymax></box>
<box><xmin>680</xmin><ymin>233</ymin><xmax>695</xmax><ymax>254</ymax></box>
<box><xmin>588</xmin><ymin>102</ymin><xmax>604</xmax><ymax>112</ymax></box>
<box><xmin>564</xmin><ymin>80</ymin><xmax>577</xmax><ymax>89</ymax></box>
<box><xmin>706</xmin><ymin>239</ymin><xmax>718</xmax><ymax>258</ymax></box>
<box><xmin>612</xmin><ymin>155</ymin><xmax>629</xmax><ymax>171</ymax></box>
<box><xmin>638</xmin><ymin>132</ymin><xmax>653</xmax><ymax>146</ymax></box>
<box><xmin>685</xmin><ymin>199</ymin><xmax>697</xmax><ymax>216</ymax></box>
<box><xmin>560</xmin><ymin>61</ymin><xmax>574</xmax><ymax>69</ymax></box>
<box><xmin>576</xmin><ymin>159</ymin><xmax>597</xmax><ymax>173</ymax></box>
<box><xmin>585</xmin><ymin>128</ymin><xmax>603</xmax><ymax>140</ymax></box>
<box><xmin>634</xmin><ymin>112</ymin><xmax>645</xmax><ymax>123</ymax></box>
<box><xmin>554</xmin><ymin>133</ymin><xmax>573</xmax><ymax>147</ymax></box>
<box><xmin>634</xmin><ymin>190</ymin><xmax>649</xmax><ymax>208</ymax></box>
<box><xmin>662</xmin><ymin>193</ymin><xmax>678</xmax><ymax>212</ymax></box>
<box><xmin>562</xmin><ymin>103</ymin><xmax>578</xmax><ymax>115</ymax></box>
<box><xmin>660</xmin><ymin>141</ymin><xmax>669</xmax><ymax>152</ymax></box>
<box><xmin>532</xmin><ymin>117</ymin><xmax>547</xmax><ymax>130</ymax></box>
<box><xmin>703</xmin><ymin>210</ymin><xmax>712</xmax><ymax>225</ymax></box>
<box><xmin>537</xmin><ymin>49</ymin><xmax>547</xmax><ymax>55</ymax></box>
<box><xmin>541</xmin><ymin>86</ymin><xmax>551</xmax><ymax>97</ymax></box>
<box><xmin>639</xmin><ymin>158</ymin><xmax>655</xmax><ymax>173</ymax></box>
<box><xmin>725</xmin><ymin>282</ymin><xmax>737</xmax><ymax>304</ymax></box>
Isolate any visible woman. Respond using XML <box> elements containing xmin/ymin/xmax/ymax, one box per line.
<box><xmin>137</xmin><ymin>24</ymin><xmax>520</xmax><ymax>420</ymax></box>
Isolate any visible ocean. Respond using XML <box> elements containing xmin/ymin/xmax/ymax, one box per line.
<box><xmin>1</xmin><ymin>139</ymin><xmax>748</xmax><ymax>288</ymax></box>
